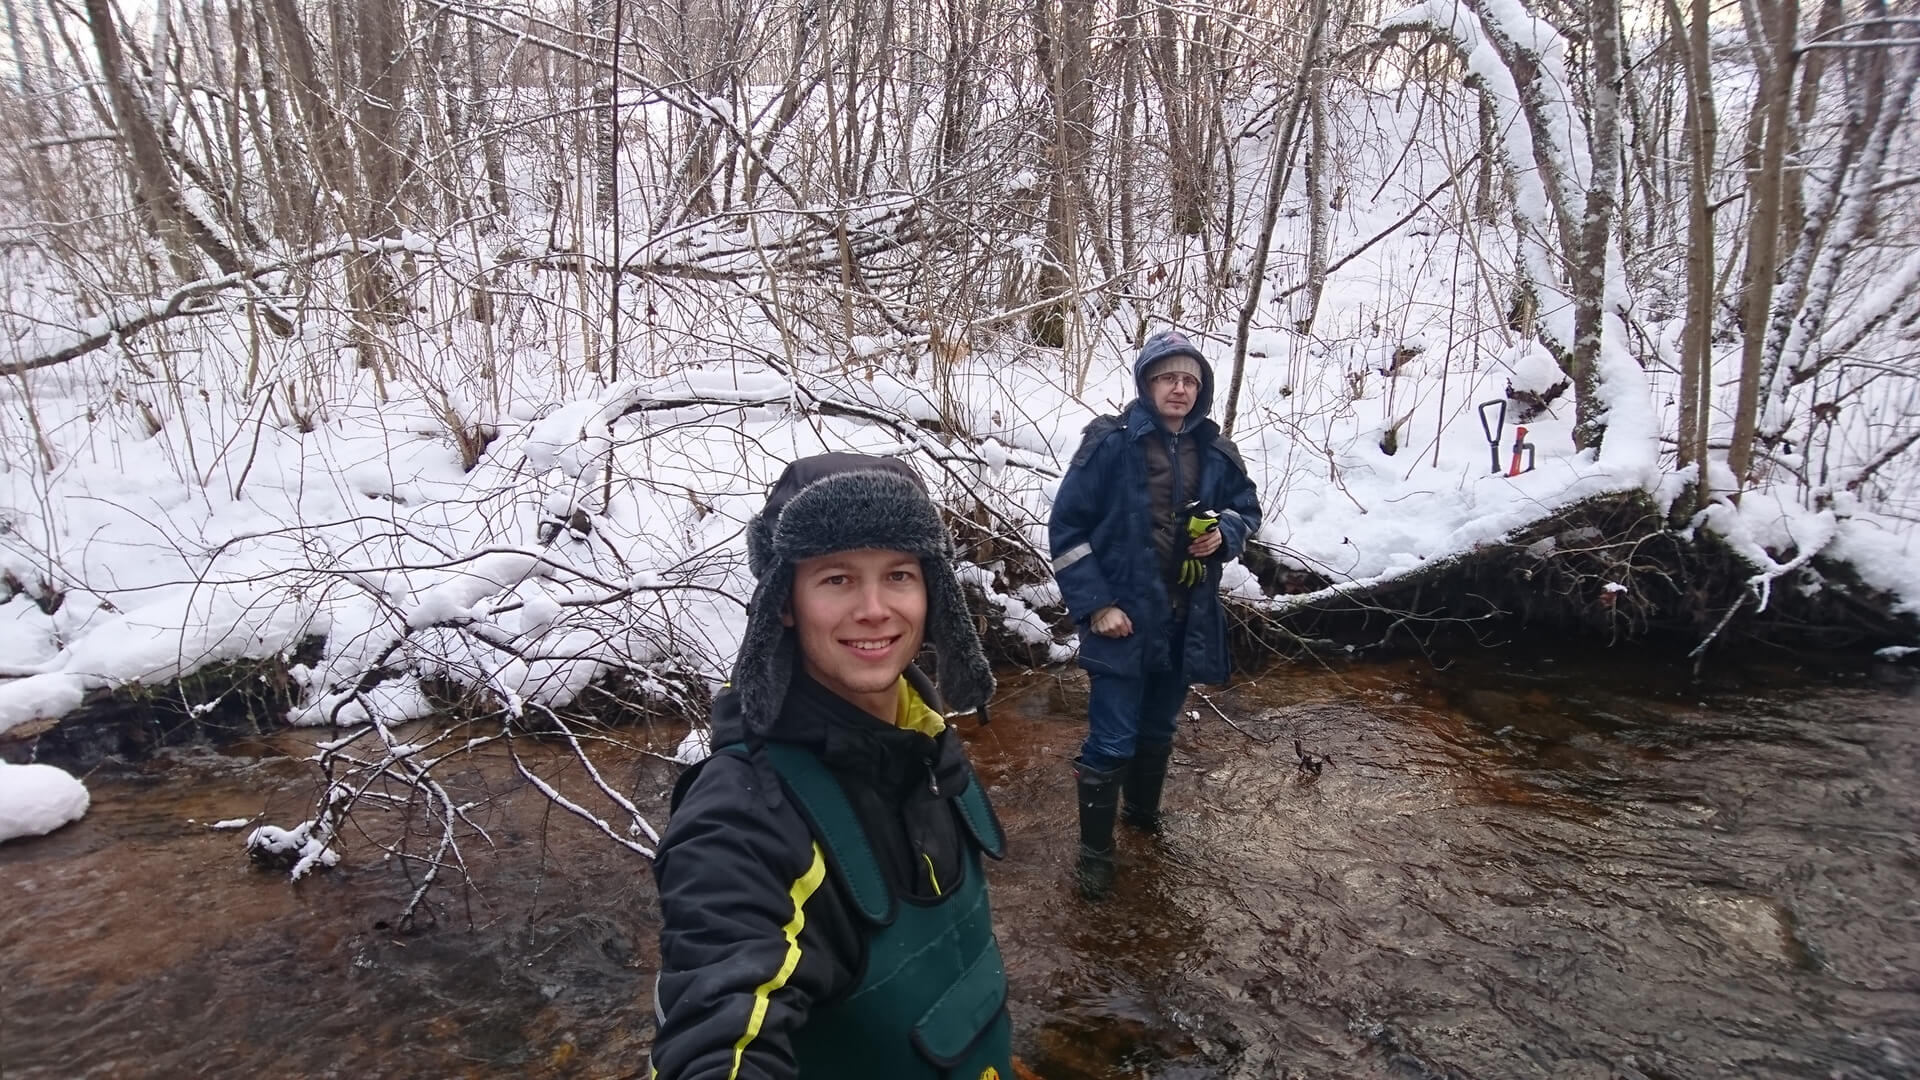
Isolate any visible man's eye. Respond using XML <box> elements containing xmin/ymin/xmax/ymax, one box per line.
<box><xmin>888</xmin><ymin>570</ymin><xmax>918</xmax><ymax>582</ymax></box>
<box><xmin>822</xmin><ymin>574</ymin><xmax>849</xmax><ymax>586</ymax></box>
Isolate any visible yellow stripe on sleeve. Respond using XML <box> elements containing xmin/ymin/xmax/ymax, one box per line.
<box><xmin>727</xmin><ymin>842</ymin><xmax>829</xmax><ymax>1079</ymax></box>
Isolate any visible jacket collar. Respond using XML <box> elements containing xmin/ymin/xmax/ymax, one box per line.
<box><xmin>1123</xmin><ymin>398</ymin><xmax>1220</xmax><ymax>443</ymax></box>
<box><xmin>708</xmin><ymin>666</ymin><xmax>970</xmax><ymax>800</ymax></box>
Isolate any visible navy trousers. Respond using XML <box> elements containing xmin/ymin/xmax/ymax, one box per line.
<box><xmin>1079</xmin><ymin>628</ymin><xmax>1188</xmax><ymax>772</ymax></box>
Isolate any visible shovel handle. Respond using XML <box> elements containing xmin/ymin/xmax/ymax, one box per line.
<box><xmin>1478</xmin><ymin>400</ymin><xmax>1506</xmax><ymax>473</ymax></box>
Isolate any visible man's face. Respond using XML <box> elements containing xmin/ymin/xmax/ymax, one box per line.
<box><xmin>784</xmin><ymin>548</ymin><xmax>928</xmax><ymax>715</ymax></box>
<box><xmin>1149</xmin><ymin>370</ymin><xmax>1200</xmax><ymax>426</ymax></box>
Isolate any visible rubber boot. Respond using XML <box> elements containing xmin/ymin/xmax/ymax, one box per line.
<box><xmin>1072</xmin><ymin>760</ymin><xmax>1125</xmax><ymax>900</ymax></box>
<box><xmin>1123</xmin><ymin>740</ymin><xmax>1173</xmax><ymax>834</ymax></box>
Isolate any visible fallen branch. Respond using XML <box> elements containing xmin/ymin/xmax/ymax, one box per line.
<box><xmin>0</xmin><ymin>235</ymin><xmax>451</xmax><ymax>377</ymax></box>
<box><xmin>1193</xmin><ymin>687</ymin><xmax>1281</xmax><ymax>744</ymax></box>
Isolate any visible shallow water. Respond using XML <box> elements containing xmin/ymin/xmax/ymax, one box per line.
<box><xmin>4</xmin><ymin>650</ymin><xmax>1917</xmax><ymax>1078</ymax></box>
<box><xmin>983</xmin><ymin>651</ymin><xmax>1920</xmax><ymax>1079</ymax></box>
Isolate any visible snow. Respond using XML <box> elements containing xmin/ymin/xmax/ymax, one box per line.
<box><xmin>1505</xmin><ymin>341</ymin><xmax>1563</xmax><ymax>396</ymax></box>
<box><xmin>0</xmin><ymin>762</ymin><xmax>90</xmax><ymax>843</ymax></box>
<box><xmin>0</xmin><ymin>48</ymin><xmax>1915</xmax><ymax>761</ymax></box>
<box><xmin>0</xmin><ymin>674</ymin><xmax>88</xmax><ymax>737</ymax></box>
<box><xmin>671</xmin><ymin>726</ymin><xmax>711</xmax><ymax>765</ymax></box>
<box><xmin>244</xmin><ymin>819</ymin><xmax>340</xmax><ymax>879</ymax></box>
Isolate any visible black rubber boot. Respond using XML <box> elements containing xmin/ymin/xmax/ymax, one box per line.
<box><xmin>1123</xmin><ymin>740</ymin><xmax>1173</xmax><ymax>834</ymax></box>
<box><xmin>1072</xmin><ymin>760</ymin><xmax>1125</xmax><ymax>900</ymax></box>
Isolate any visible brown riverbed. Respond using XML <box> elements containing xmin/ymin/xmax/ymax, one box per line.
<box><xmin>3</xmin><ymin>649</ymin><xmax>1917</xmax><ymax>1078</ymax></box>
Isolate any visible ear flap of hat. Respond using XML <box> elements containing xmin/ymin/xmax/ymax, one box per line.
<box><xmin>746</xmin><ymin>510</ymin><xmax>777</xmax><ymax>581</ymax></box>
<box><xmin>924</xmin><ymin>558</ymin><xmax>994</xmax><ymax>716</ymax></box>
<box><xmin>730</xmin><ymin>564</ymin><xmax>796</xmax><ymax>737</ymax></box>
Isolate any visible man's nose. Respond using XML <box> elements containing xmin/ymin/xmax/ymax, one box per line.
<box><xmin>852</xmin><ymin>581</ymin><xmax>890</xmax><ymax>620</ymax></box>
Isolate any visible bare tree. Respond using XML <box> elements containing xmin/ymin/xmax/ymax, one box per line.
<box><xmin>85</xmin><ymin>0</ymin><xmax>246</xmax><ymax>281</ymax></box>
<box><xmin>1727</xmin><ymin>0</ymin><xmax>1799</xmax><ymax>490</ymax></box>
<box><xmin>1029</xmin><ymin>0</ymin><xmax>1094</xmax><ymax>352</ymax></box>
<box><xmin>1669</xmin><ymin>0</ymin><xmax>1715</xmax><ymax>495</ymax></box>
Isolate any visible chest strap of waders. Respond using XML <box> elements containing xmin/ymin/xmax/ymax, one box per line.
<box><xmin>759</xmin><ymin>741</ymin><xmax>895</xmax><ymax>926</ymax></box>
<box><xmin>684</xmin><ymin>741</ymin><xmax>1006</xmax><ymax>925</ymax></box>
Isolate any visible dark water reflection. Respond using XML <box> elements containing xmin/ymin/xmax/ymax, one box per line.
<box><xmin>3</xmin><ymin>650</ymin><xmax>1916</xmax><ymax>1078</ymax></box>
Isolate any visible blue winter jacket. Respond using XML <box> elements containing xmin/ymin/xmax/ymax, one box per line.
<box><xmin>1048</xmin><ymin>343</ymin><xmax>1262</xmax><ymax>685</ymax></box>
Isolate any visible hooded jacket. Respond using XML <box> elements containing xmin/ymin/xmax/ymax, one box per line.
<box><xmin>1047</xmin><ymin>335</ymin><xmax>1264</xmax><ymax>684</ymax></box>
<box><xmin>648</xmin><ymin>665</ymin><xmax>1007</xmax><ymax>1080</ymax></box>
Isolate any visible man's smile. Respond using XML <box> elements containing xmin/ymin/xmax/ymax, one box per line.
<box><xmin>840</xmin><ymin>634</ymin><xmax>901</xmax><ymax>655</ymax></box>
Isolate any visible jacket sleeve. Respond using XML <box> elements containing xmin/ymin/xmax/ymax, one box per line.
<box><xmin>1048</xmin><ymin>428</ymin><xmax>1121</xmax><ymax>623</ymax></box>
<box><xmin>1212</xmin><ymin>441</ymin><xmax>1263</xmax><ymax>561</ymax></box>
<box><xmin>650</xmin><ymin>756</ymin><xmax>852</xmax><ymax>1080</ymax></box>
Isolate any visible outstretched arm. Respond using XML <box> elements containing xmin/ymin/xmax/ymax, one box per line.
<box><xmin>650</xmin><ymin>760</ymin><xmax>851</xmax><ymax>1080</ymax></box>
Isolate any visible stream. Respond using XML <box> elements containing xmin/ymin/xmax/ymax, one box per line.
<box><xmin>4</xmin><ymin>648</ymin><xmax>1916</xmax><ymax>1078</ymax></box>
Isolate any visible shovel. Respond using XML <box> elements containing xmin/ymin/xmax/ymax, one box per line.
<box><xmin>1477</xmin><ymin>400</ymin><xmax>1506</xmax><ymax>475</ymax></box>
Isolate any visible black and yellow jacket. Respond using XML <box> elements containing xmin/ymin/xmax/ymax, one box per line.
<box><xmin>648</xmin><ymin>666</ymin><xmax>1009</xmax><ymax>1080</ymax></box>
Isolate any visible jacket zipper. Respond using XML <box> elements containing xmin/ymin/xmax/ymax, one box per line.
<box><xmin>922</xmin><ymin>763</ymin><xmax>944</xmax><ymax>896</ymax></box>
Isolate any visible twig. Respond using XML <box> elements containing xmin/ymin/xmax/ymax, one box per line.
<box><xmin>1192</xmin><ymin>687</ymin><xmax>1280</xmax><ymax>744</ymax></box>
<box><xmin>1689</xmin><ymin>592</ymin><xmax>1748</xmax><ymax>674</ymax></box>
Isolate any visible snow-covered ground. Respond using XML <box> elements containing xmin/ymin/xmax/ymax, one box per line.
<box><xmin>4</xmin><ymin>61</ymin><xmax>1916</xmax><ymax>843</ymax></box>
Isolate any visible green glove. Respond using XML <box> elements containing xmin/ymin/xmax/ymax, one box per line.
<box><xmin>1180</xmin><ymin>507</ymin><xmax>1220</xmax><ymax>586</ymax></box>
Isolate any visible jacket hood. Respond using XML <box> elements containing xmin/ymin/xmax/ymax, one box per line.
<box><xmin>1132</xmin><ymin>330</ymin><xmax>1214</xmax><ymax>429</ymax></box>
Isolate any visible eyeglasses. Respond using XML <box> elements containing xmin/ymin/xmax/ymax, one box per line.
<box><xmin>1152</xmin><ymin>373</ymin><xmax>1200</xmax><ymax>389</ymax></box>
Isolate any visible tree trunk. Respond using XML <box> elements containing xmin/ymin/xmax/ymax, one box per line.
<box><xmin>1571</xmin><ymin>0</ymin><xmax>1624</xmax><ymax>454</ymax></box>
<box><xmin>1116</xmin><ymin>0</ymin><xmax>1142</xmax><ymax>282</ymax></box>
<box><xmin>1764</xmin><ymin>20</ymin><xmax>1919</xmax><ymax>428</ymax></box>
<box><xmin>3</xmin><ymin>0</ymin><xmax>62</xmax><ymax>205</ymax></box>
<box><xmin>468</xmin><ymin>17</ymin><xmax>510</xmax><ymax>221</ymax></box>
<box><xmin>1783</xmin><ymin>0</ymin><xmax>1846</xmax><ymax>247</ymax></box>
<box><xmin>85</xmin><ymin>0</ymin><xmax>244</xmax><ymax>281</ymax></box>
<box><xmin>592</xmin><ymin>0</ymin><xmax>618</xmax><ymax>220</ymax></box>
<box><xmin>1223</xmin><ymin>0</ymin><xmax>1328</xmax><ymax>438</ymax></box>
<box><xmin>1029</xmin><ymin>0</ymin><xmax>1094</xmax><ymax>353</ymax></box>
<box><xmin>1474</xmin><ymin>91</ymin><xmax>1498</xmax><ymax>223</ymax></box>
<box><xmin>241</xmin><ymin>0</ymin><xmax>304</xmax><ymax>243</ymax></box>
<box><xmin>1297</xmin><ymin>56</ymin><xmax>1330</xmax><ymax>334</ymax></box>
<box><xmin>1667</xmin><ymin>0</ymin><xmax>1715</xmax><ymax>494</ymax></box>
<box><xmin>1146</xmin><ymin>1</ymin><xmax>1211</xmax><ymax>237</ymax></box>
<box><xmin>1727</xmin><ymin>0</ymin><xmax>1798</xmax><ymax>489</ymax></box>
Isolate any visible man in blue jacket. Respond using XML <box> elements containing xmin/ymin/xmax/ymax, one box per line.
<box><xmin>1048</xmin><ymin>330</ymin><xmax>1263</xmax><ymax>898</ymax></box>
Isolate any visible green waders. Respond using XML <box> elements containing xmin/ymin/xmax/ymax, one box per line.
<box><xmin>755</xmin><ymin>742</ymin><xmax>1015</xmax><ymax>1080</ymax></box>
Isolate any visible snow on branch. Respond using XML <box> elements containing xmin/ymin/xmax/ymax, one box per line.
<box><xmin>1380</xmin><ymin>0</ymin><xmax>1585</xmax><ymax>355</ymax></box>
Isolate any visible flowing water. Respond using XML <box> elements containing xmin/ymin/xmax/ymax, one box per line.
<box><xmin>4</xmin><ymin>649</ymin><xmax>1917</xmax><ymax>1078</ymax></box>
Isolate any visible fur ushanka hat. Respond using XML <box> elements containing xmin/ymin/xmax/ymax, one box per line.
<box><xmin>732</xmin><ymin>452</ymin><xmax>995</xmax><ymax>735</ymax></box>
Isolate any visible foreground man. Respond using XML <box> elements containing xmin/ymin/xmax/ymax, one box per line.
<box><xmin>650</xmin><ymin>453</ymin><xmax>1012</xmax><ymax>1080</ymax></box>
<box><xmin>1048</xmin><ymin>331</ymin><xmax>1263</xmax><ymax>898</ymax></box>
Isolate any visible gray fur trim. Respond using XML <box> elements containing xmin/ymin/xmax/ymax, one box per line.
<box><xmin>733</xmin><ymin>465</ymin><xmax>994</xmax><ymax>735</ymax></box>
<box><xmin>731</xmin><ymin>564</ymin><xmax>798</xmax><ymax>739</ymax></box>
<box><xmin>746</xmin><ymin>511</ymin><xmax>777</xmax><ymax>581</ymax></box>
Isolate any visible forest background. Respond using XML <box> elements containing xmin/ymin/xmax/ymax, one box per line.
<box><xmin>1</xmin><ymin>0</ymin><xmax>1917</xmax><ymax>858</ymax></box>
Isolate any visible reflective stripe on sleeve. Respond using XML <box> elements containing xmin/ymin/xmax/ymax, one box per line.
<box><xmin>727</xmin><ymin>842</ymin><xmax>829</xmax><ymax>1079</ymax></box>
<box><xmin>1053</xmin><ymin>542</ymin><xmax>1093</xmax><ymax>573</ymax></box>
